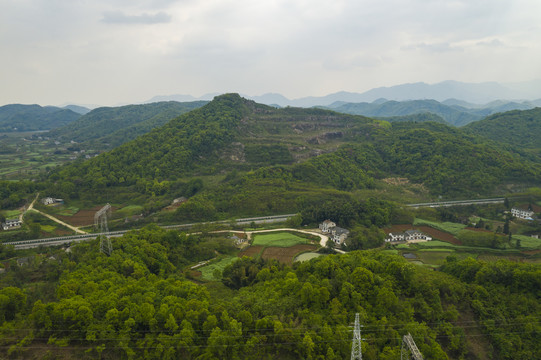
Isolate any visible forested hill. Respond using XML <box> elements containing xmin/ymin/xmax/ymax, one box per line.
<box><xmin>464</xmin><ymin>107</ymin><xmax>541</xmax><ymax>154</ymax></box>
<box><xmin>48</xmin><ymin>101</ymin><xmax>207</xmax><ymax>149</ymax></box>
<box><xmin>46</xmin><ymin>94</ymin><xmax>541</xmax><ymax>210</ymax></box>
<box><xmin>328</xmin><ymin>99</ymin><xmax>482</xmax><ymax>126</ymax></box>
<box><xmin>0</xmin><ymin>104</ymin><xmax>81</xmax><ymax>132</ymax></box>
<box><xmin>52</xmin><ymin>94</ymin><xmax>256</xmax><ymax>188</ymax></box>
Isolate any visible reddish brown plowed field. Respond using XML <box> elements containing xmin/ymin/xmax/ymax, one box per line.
<box><xmin>385</xmin><ymin>225</ymin><xmax>462</xmax><ymax>245</ymax></box>
<box><xmin>238</xmin><ymin>246</ymin><xmax>264</xmax><ymax>258</ymax></box>
<box><xmin>261</xmin><ymin>244</ymin><xmax>318</xmax><ymax>265</ymax></box>
<box><xmin>56</xmin><ymin>206</ymin><xmax>114</xmax><ymax>227</ymax></box>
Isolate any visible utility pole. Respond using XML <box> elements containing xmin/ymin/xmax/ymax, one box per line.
<box><xmin>94</xmin><ymin>204</ymin><xmax>112</xmax><ymax>256</ymax></box>
<box><xmin>401</xmin><ymin>333</ymin><xmax>423</xmax><ymax>360</ymax></box>
<box><xmin>351</xmin><ymin>313</ymin><xmax>363</xmax><ymax>360</ymax></box>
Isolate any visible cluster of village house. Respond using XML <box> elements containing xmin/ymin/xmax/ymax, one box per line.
<box><xmin>319</xmin><ymin>206</ymin><xmax>539</xmax><ymax>247</ymax></box>
<box><xmin>1</xmin><ymin>197</ymin><xmax>64</xmax><ymax>231</ymax></box>
<box><xmin>319</xmin><ymin>219</ymin><xmax>433</xmax><ymax>246</ymax></box>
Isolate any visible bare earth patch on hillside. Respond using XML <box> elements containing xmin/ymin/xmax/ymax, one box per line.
<box><xmin>56</xmin><ymin>206</ymin><xmax>105</xmax><ymax>227</ymax></box>
<box><xmin>261</xmin><ymin>244</ymin><xmax>318</xmax><ymax>265</ymax></box>
<box><xmin>238</xmin><ymin>246</ymin><xmax>264</xmax><ymax>258</ymax></box>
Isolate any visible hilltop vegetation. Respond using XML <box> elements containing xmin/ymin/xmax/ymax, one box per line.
<box><xmin>48</xmin><ymin>101</ymin><xmax>207</xmax><ymax>149</ymax></box>
<box><xmin>464</xmin><ymin>107</ymin><xmax>541</xmax><ymax>157</ymax></box>
<box><xmin>329</xmin><ymin>99</ymin><xmax>482</xmax><ymax>126</ymax></box>
<box><xmin>0</xmin><ymin>104</ymin><xmax>80</xmax><ymax>132</ymax></box>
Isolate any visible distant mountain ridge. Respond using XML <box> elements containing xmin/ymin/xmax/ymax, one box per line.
<box><xmin>325</xmin><ymin>99</ymin><xmax>541</xmax><ymax>127</ymax></box>
<box><xmin>145</xmin><ymin>80</ymin><xmax>541</xmax><ymax>110</ymax></box>
<box><xmin>0</xmin><ymin>104</ymin><xmax>80</xmax><ymax>132</ymax></box>
<box><xmin>49</xmin><ymin>101</ymin><xmax>207</xmax><ymax>149</ymax></box>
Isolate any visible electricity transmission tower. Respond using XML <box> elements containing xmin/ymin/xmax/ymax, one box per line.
<box><xmin>94</xmin><ymin>204</ymin><xmax>112</xmax><ymax>256</ymax></box>
<box><xmin>401</xmin><ymin>333</ymin><xmax>424</xmax><ymax>360</ymax></box>
<box><xmin>351</xmin><ymin>313</ymin><xmax>363</xmax><ymax>360</ymax></box>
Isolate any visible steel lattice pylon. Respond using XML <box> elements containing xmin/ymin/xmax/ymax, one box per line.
<box><xmin>351</xmin><ymin>313</ymin><xmax>363</xmax><ymax>360</ymax></box>
<box><xmin>94</xmin><ymin>204</ymin><xmax>112</xmax><ymax>256</ymax></box>
<box><xmin>401</xmin><ymin>333</ymin><xmax>424</xmax><ymax>360</ymax></box>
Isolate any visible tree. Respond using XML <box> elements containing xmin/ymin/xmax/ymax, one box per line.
<box><xmin>503</xmin><ymin>218</ymin><xmax>510</xmax><ymax>235</ymax></box>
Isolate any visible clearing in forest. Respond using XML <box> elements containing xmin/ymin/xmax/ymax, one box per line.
<box><xmin>252</xmin><ymin>231</ymin><xmax>311</xmax><ymax>247</ymax></box>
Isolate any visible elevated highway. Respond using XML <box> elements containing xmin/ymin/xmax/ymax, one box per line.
<box><xmin>407</xmin><ymin>198</ymin><xmax>505</xmax><ymax>208</ymax></box>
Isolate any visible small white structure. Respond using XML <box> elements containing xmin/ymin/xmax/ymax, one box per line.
<box><xmin>42</xmin><ymin>197</ymin><xmax>64</xmax><ymax>206</ymax></box>
<box><xmin>386</xmin><ymin>229</ymin><xmax>432</xmax><ymax>243</ymax></box>
<box><xmin>172</xmin><ymin>197</ymin><xmax>187</xmax><ymax>205</ymax></box>
<box><xmin>511</xmin><ymin>207</ymin><xmax>535</xmax><ymax>220</ymax></box>
<box><xmin>2</xmin><ymin>218</ymin><xmax>22</xmax><ymax>231</ymax></box>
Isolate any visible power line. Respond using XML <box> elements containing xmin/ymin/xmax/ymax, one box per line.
<box><xmin>351</xmin><ymin>313</ymin><xmax>363</xmax><ymax>360</ymax></box>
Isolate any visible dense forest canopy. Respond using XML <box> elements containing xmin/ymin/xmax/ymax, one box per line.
<box><xmin>0</xmin><ymin>227</ymin><xmax>539</xmax><ymax>359</ymax></box>
<box><xmin>464</xmin><ymin>107</ymin><xmax>541</xmax><ymax>153</ymax></box>
<box><xmin>48</xmin><ymin>101</ymin><xmax>207</xmax><ymax>149</ymax></box>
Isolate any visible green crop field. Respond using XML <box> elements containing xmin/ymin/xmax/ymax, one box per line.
<box><xmin>55</xmin><ymin>206</ymin><xmax>80</xmax><ymax>216</ymax></box>
<box><xmin>414</xmin><ymin>240</ymin><xmax>460</xmax><ymax>249</ymax></box>
<box><xmin>252</xmin><ymin>232</ymin><xmax>311</xmax><ymax>247</ymax></box>
<box><xmin>40</xmin><ymin>225</ymin><xmax>56</xmax><ymax>233</ymax></box>
<box><xmin>513</xmin><ymin>235</ymin><xmax>541</xmax><ymax>249</ymax></box>
<box><xmin>413</xmin><ymin>219</ymin><xmax>466</xmax><ymax>235</ymax></box>
<box><xmin>115</xmin><ymin>205</ymin><xmax>144</xmax><ymax>217</ymax></box>
<box><xmin>199</xmin><ymin>256</ymin><xmax>239</xmax><ymax>281</ymax></box>
<box><xmin>2</xmin><ymin>209</ymin><xmax>22</xmax><ymax>218</ymax></box>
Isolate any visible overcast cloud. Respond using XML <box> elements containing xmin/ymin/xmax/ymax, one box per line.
<box><xmin>1</xmin><ymin>0</ymin><xmax>540</xmax><ymax>105</ymax></box>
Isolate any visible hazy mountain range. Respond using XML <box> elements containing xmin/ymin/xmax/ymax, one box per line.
<box><xmin>147</xmin><ymin>80</ymin><xmax>541</xmax><ymax>108</ymax></box>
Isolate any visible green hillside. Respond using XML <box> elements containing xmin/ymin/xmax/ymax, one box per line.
<box><xmin>329</xmin><ymin>99</ymin><xmax>482</xmax><ymax>126</ymax></box>
<box><xmin>464</xmin><ymin>107</ymin><xmax>541</xmax><ymax>156</ymax></box>
<box><xmin>48</xmin><ymin>101</ymin><xmax>207</xmax><ymax>149</ymax></box>
<box><xmin>0</xmin><ymin>104</ymin><xmax>81</xmax><ymax>132</ymax></box>
<box><xmin>43</xmin><ymin>94</ymin><xmax>541</xmax><ymax>218</ymax></box>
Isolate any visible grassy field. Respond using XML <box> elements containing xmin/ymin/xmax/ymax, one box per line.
<box><xmin>413</xmin><ymin>218</ymin><xmax>466</xmax><ymax>235</ymax></box>
<box><xmin>414</xmin><ymin>240</ymin><xmax>460</xmax><ymax>249</ymax></box>
<box><xmin>53</xmin><ymin>206</ymin><xmax>80</xmax><ymax>216</ymax></box>
<box><xmin>2</xmin><ymin>209</ymin><xmax>22</xmax><ymax>218</ymax></box>
<box><xmin>199</xmin><ymin>256</ymin><xmax>239</xmax><ymax>281</ymax></box>
<box><xmin>513</xmin><ymin>235</ymin><xmax>541</xmax><ymax>249</ymax></box>
<box><xmin>252</xmin><ymin>232</ymin><xmax>311</xmax><ymax>247</ymax></box>
<box><xmin>115</xmin><ymin>205</ymin><xmax>144</xmax><ymax>217</ymax></box>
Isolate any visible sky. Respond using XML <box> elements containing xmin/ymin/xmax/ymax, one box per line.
<box><xmin>1</xmin><ymin>0</ymin><xmax>541</xmax><ymax>106</ymax></box>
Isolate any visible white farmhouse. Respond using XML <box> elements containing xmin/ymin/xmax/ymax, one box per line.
<box><xmin>319</xmin><ymin>219</ymin><xmax>349</xmax><ymax>245</ymax></box>
<box><xmin>2</xmin><ymin>218</ymin><xmax>22</xmax><ymax>231</ymax></box>
<box><xmin>511</xmin><ymin>207</ymin><xmax>535</xmax><ymax>220</ymax></box>
<box><xmin>385</xmin><ymin>229</ymin><xmax>432</xmax><ymax>243</ymax></box>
